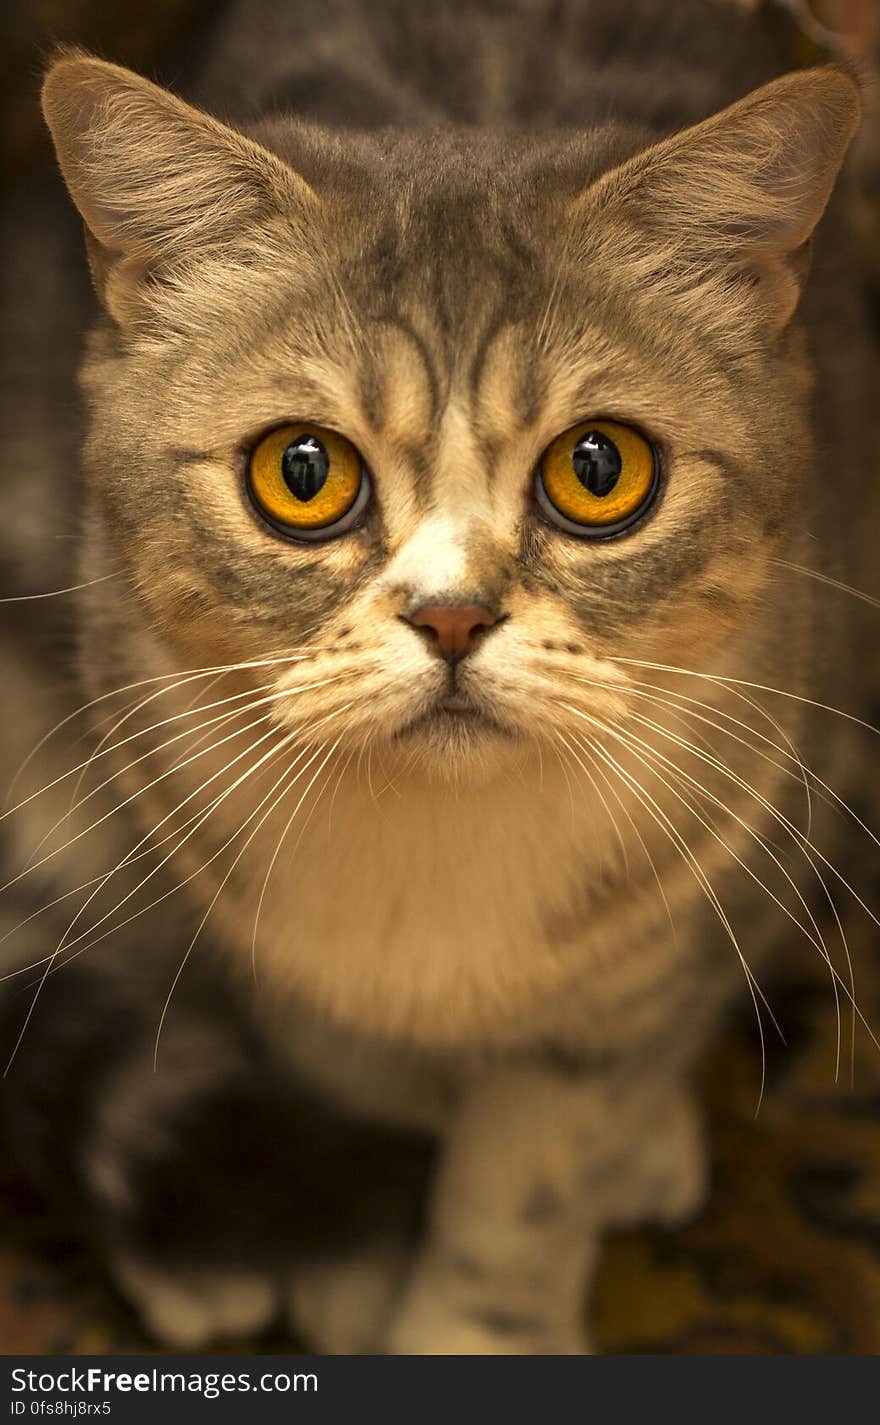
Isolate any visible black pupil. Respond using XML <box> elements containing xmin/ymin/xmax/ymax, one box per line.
<box><xmin>281</xmin><ymin>435</ymin><xmax>330</xmax><ymax>502</ymax></box>
<box><xmin>572</xmin><ymin>430</ymin><xmax>622</xmax><ymax>498</ymax></box>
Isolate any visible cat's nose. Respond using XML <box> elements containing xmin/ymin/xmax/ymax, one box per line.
<box><xmin>405</xmin><ymin>603</ymin><xmax>499</xmax><ymax>661</ymax></box>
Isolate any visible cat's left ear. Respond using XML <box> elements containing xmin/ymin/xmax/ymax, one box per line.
<box><xmin>41</xmin><ymin>50</ymin><xmax>320</xmax><ymax>324</ymax></box>
<box><xmin>578</xmin><ymin>65</ymin><xmax>861</xmax><ymax>330</ymax></box>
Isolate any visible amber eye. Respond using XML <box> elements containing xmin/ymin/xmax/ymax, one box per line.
<box><xmin>247</xmin><ymin>424</ymin><xmax>370</xmax><ymax>539</ymax></box>
<box><xmin>536</xmin><ymin>419</ymin><xmax>659</xmax><ymax>537</ymax></box>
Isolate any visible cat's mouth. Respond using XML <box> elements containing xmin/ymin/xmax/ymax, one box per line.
<box><xmin>395</xmin><ymin>690</ymin><xmax>512</xmax><ymax>742</ymax></box>
<box><xmin>439</xmin><ymin>693</ymin><xmax>478</xmax><ymax>715</ymax></box>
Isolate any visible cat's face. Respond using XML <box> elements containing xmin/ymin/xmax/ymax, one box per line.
<box><xmin>47</xmin><ymin>58</ymin><xmax>857</xmax><ymax>784</ymax></box>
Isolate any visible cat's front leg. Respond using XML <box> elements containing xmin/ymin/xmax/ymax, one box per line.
<box><xmin>385</xmin><ymin>1059</ymin><xmax>706</xmax><ymax>1355</ymax></box>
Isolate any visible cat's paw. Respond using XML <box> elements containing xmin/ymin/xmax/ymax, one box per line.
<box><xmin>639</xmin><ymin>1091</ymin><xmax>707</xmax><ymax>1224</ymax></box>
<box><xmin>287</xmin><ymin>1239</ymin><xmax>410</xmax><ymax>1353</ymax></box>
<box><xmin>598</xmin><ymin>1091</ymin><xmax>707</xmax><ymax>1228</ymax></box>
<box><xmin>113</xmin><ymin>1254</ymin><xmax>279</xmax><ymax>1349</ymax></box>
<box><xmin>384</xmin><ymin>1271</ymin><xmax>591</xmax><ymax>1355</ymax></box>
<box><xmin>386</xmin><ymin>1302</ymin><xmax>591</xmax><ymax>1355</ymax></box>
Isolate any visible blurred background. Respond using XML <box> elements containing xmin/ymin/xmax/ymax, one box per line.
<box><xmin>1</xmin><ymin>0</ymin><xmax>879</xmax><ymax>1354</ymax></box>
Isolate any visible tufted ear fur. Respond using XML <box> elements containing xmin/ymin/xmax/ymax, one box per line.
<box><xmin>578</xmin><ymin>65</ymin><xmax>861</xmax><ymax>330</ymax></box>
<box><xmin>42</xmin><ymin>51</ymin><xmax>320</xmax><ymax>324</ymax></box>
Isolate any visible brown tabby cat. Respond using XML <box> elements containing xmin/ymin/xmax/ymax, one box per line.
<box><xmin>0</xmin><ymin>0</ymin><xmax>877</xmax><ymax>1353</ymax></box>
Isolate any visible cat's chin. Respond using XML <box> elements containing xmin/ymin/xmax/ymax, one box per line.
<box><xmin>390</xmin><ymin>700</ymin><xmax>520</xmax><ymax>782</ymax></box>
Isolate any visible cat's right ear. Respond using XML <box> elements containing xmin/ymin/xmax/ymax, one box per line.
<box><xmin>41</xmin><ymin>51</ymin><xmax>319</xmax><ymax>324</ymax></box>
<box><xmin>575</xmin><ymin>65</ymin><xmax>861</xmax><ymax>332</ymax></box>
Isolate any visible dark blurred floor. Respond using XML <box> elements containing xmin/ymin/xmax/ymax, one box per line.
<box><xmin>2</xmin><ymin>949</ymin><xmax>880</xmax><ymax>1354</ymax></box>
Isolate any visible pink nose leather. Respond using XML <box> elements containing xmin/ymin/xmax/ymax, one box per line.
<box><xmin>409</xmin><ymin>604</ymin><xmax>498</xmax><ymax>660</ymax></box>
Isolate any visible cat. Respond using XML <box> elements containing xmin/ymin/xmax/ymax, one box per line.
<box><xmin>0</xmin><ymin>0</ymin><xmax>877</xmax><ymax>1353</ymax></box>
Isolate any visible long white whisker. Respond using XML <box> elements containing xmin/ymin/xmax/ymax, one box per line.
<box><xmin>574</xmin><ymin>706</ymin><xmax>879</xmax><ymax>1069</ymax></box>
<box><xmin>557</xmin><ymin>706</ymin><xmax>775</xmax><ymax>1109</ymax></box>
<box><xmin>547</xmin><ymin>738</ymin><xmax>579</xmax><ymax>834</ymax></box>
<box><xmin>619</xmin><ymin>708</ymin><xmax>866</xmax><ymax>1076</ymax></box>
<box><xmin>1</xmin><ymin>719</ymin><xmax>288</xmax><ymax>1074</ymax></box>
<box><xmin>3</xmin><ymin>679</ymin><xmax>281</xmax><ymax>829</ymax></box>
<box><xmin>658</xmin><ymin>743</ymin><xmax>857</xmax><ymax>1083</ymax></box>
<box><xmin>25</xmin><ymin>698</ymin><xmax>277</xmax><ymax>870</ymax></box>
<box><xmin>0</xmin><ymin>572</ymin><xmax>119</xmax><ymax>603</ymax></box>
<box><xmin>3</xmin><ymin>636</ymin><xmax>329</xmax><ymax>809</ymax></box>
<box><xmin>566</xmin><ymin>729</ymin><xmax>678</xmax><ymax>951</ymax></box>
<box><xmin>0</xmin><ymin>677</ymin><xmax>349</xmax><ymax>894</ymax></box>
<box><xmin>67</xmin><ymin>668</ymin><xmax>235</xmax><ymax>812</ymax></box>
<box><xmin>618</xmin><ymin>714</ymin><xmax>845</xmax><ymax>1077</ymax></box>
<box><xmin>630</xmin><ymin>676</ymin><xmax>878</xmax><ymax>857</ymax></box>
<box><xmin>568</xmin><ymin>672</ymin><xmax>817</xmax><ymax>838</ymax></box>
<box><xmin>609</xmin><ymin>656</ymin><xmax>880</xmax><ymax>740</ymax></box>
<box><xmin>323</xmin><ymin>741</ymin><xmax>360</xmax><ymax>849</ymax></box>
<box><xmin>44</xmin><ymin>714</ymin><xmax>288</xmax><ymax>961</ymax></box>
<box><xmin>52</xmin><ymin>703</ymin><xmax>351</xmax><ymax>965</ymax></box>
<box><xmin>620</xmin><ymin>705</ymin><xmax>873</xmax><ymax>940</ymax></box>
<box><xmin>770</xmin><ymin>557</ymin><xmax>880</xmax><ymax>611</ymax></box>
<box><xmin>249</xmin><ymin>738</ymin><xmax>349</xmax><ymax>981</ymax></box>
<box><xmin>154</xmin><ymin>733</ymin><xmax>347</xmax><ymax>1068</ymax></box>
<box><xmin>2</xmin><ymin>704</ymin><xmax>348</xmax><ymax>1074</ymax></box>
<box><xmin>555</xmin><ymin>728</ymin><xmax>630</xmax><ymax>873</ymax></box>
<box><xmin>0</xmin><ymin>709</ymin><xmax>299</xmax><ymax>977</ymax></box>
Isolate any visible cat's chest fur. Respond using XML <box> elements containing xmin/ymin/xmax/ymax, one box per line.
<box><xmin>203</xmin><ymin>754</ymin><xmax>708</xmax><ymax>1052</ymax></box>
<box><xmin>235</xmin><ymin>763</ymin><xmax>592</xmax><ymax>1031</ymax></box>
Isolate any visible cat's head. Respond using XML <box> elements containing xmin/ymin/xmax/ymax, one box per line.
<box><xmin>42</xmin><ymin>53</ymin><xmax>859</xmax><ymax>784</ymax></box>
